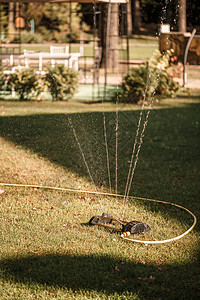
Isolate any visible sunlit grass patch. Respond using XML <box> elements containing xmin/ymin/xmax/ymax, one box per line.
<box><xmin>1</xmin><ymin>186</ymin><xmax>198</xmax><ymax>258</ymax></box>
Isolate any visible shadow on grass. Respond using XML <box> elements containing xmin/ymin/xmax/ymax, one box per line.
<box><xmin>0</xmin><ymin>109</ymin><xmax>145</xmax><ymax>191</ymax></box>
<box><xmin>176</xmin><ymin>93</ymin><xmax>200</xmax><ymax>100</ymax></box>
<box><xmin>0</xmin><ymin>103</ymin><xmax>199</xmax><ymax>204</ymax></box>
<box><xmin>0</xmin><ymin>252</ymin><xmax>199</xmax><ymax>298</ymax></box>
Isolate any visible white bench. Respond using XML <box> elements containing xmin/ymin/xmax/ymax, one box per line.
<box><xmin>22</xmin><ymin>47</ymin><xmax>80</xmax><ymax>72</ymax></box>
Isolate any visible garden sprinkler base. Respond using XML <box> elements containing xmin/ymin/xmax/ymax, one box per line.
<box><xmin>89</xmin><ymin>212</ymin><xmax>151</xmax><ymax>237</ymax></box>
<box><xmin>0</xmin><ymin>183</ymin><xmax>196</xmax><ymax>244</ymax></box>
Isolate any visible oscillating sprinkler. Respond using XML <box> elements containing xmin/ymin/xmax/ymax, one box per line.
<box><xmin>89</xmin><ymin>212</ymin><xmax>151</xmax><ymax>238</ymax></box>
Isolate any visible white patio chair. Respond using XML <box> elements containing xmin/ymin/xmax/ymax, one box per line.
<box><xmin>50</xmin><ymin>45</ymin><xmax>69</xmax><ymax>68</ymax></box>
<box><xmin>50</xmin><ymin>45</ymin><xmax>69</xmax><ymax>54</ymax></box>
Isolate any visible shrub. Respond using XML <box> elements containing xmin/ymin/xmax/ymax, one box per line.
<box><xmin>4</xmin><ymin>68</ymin><xmax>38</xmax><ymax>100</ymax></box>
<box><xmin>45</xmin><ymin>65</ymin><xmax>79</xmax><ymax>100</ymax></box>
<box><xmin>118</xmin><ymin>64</ymin><xmax>150</xmax><ymax>104</ymax></box>
<box><xmin>116</xmin><ymin>50</ymin><xmax>179</xmax><ymax>104</ymax></box>
<box><xmin>0</xmin><ymin>69</ymin><xmax>4</xmax><ymax>90</ymax></box>
<box><xmin>20</xmin><ymin>31</ymin><xmax>43</xmax><ymax>44</ymax></box>
<box><xmin>0</xmin><ymin>65</ymin><xmax>79</xmax><ymax>101</ymax></box>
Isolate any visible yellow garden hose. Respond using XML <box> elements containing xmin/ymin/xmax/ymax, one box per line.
<box><xmin>0</xmin><ymin>182</ymin><xmax>197</xmax><ymax>245</ymax></box>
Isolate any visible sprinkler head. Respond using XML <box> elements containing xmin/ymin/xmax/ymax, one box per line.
<box><xmin>122</xmin><ymin>221</ymin><xmax>151</xmax><ymax>236</ymax></box>
<box><xmin>121</xmin><ymin>231</ymin><xmax>131</xmax><ymax>237</ymax></box>
<box><xmin>89</xmin><ymin>212</ymin><xmax>113</xmax><ymax>225</ymax></box>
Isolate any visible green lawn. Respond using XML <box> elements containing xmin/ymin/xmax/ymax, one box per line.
<box><xmin>0</xmin><ymin>89</ymin><xmax>199</xmax><ymax>299</ymax></box>
<box><xmin>21</xmin><ymin>37</ymin><xmax>158</xmax><ymax>61</ymax></box>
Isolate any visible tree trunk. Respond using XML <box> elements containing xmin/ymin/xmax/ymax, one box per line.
<box><xmin>127</xmin><ymin>1</ymin><xmax>133</xmax><ymax>37</ymax></box>
<box><xmin>8</xmin><ymin>2</ymin><xmax>15</xmax><ymax>35</ymax></box>
<box><xmin>133</xmin><ymin>0</ymin><xmax>142</xmax><ymax>32</ymax></box>
<box><xmin>178</xmin><ymin>0</ymin><xmax>187</xmax><ymax>32</ymax></box>
<box><xmin>100</xmin><ymin>3</ymin><xmax>119</xmax><ymax>71</ymax></box>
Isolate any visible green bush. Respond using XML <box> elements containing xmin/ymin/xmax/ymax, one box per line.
<box><xmin>156</xmin><ymin>70</ymin><xmax>179</xmax><ymax>97</ymax></box>
<box><xmin>118</xmin><ymin>64</ymin><xmax>149</xmax><ymax>104</ymax></box>
<box><xmin>116</xmin><ymin>50</ymin><xmax>179</xmax><ymax>104</ymax></box>
<box><xmin>2</xmin><ymin>68</ymin><xmax>38</xmax><ymax>100</ymax></box>
<box><xmin>0</xmin><ymin>69</ymin><xmax>4</xmax><ymax>90</ymax></box>
<box><xmin>20</xmin><ymin>31</ymin><xmax>43</xmax><ymax>44</ymax></box>
<box><xmin>45</xmin><ymin>65</ymin><xmax>79</xmax><ymax>100</ymax></box>
<box><xmin>0</xmin><ymin>65</ymin><xmax>79</xmax><ymax>101</ymax></box>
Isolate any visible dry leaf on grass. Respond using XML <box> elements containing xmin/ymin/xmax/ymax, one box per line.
<box><xmin>138</xmin><ymin>276</ymin><xmax>155</xmax><ymax>283</ymax></box>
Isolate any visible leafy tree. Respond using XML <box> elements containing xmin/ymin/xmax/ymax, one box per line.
<box><xmin>22</xmin><ymin>2</ymin><xmax>90</xmax><ymax>43</ymax></box>
<box><xmin>22</xmin><ymin>2</ymin><xmax>86</xmax><ymax>43</ymax></box>
<box><xmin>187</xmin><ymin>0</ymin><xmax>200</xmax><ymax>27</ymax></box>
<box><xmin>0</xmin><ymin>4</ymin><xmax>8</xmax><ymax>33</ymax></box>
<box><xmin>22</xmin><ymin>3</ymin><xmax>45</xmax><ymax>29</ymax></box>
<box><xmin>140</xmin><ymin>0</ymin><xmax>196</xmax><ymax>33</ymax></box>
<box><xmin>141</xmin><ymin>0</ymin><xmax>168</xmax><ymax>24</ymax></box>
